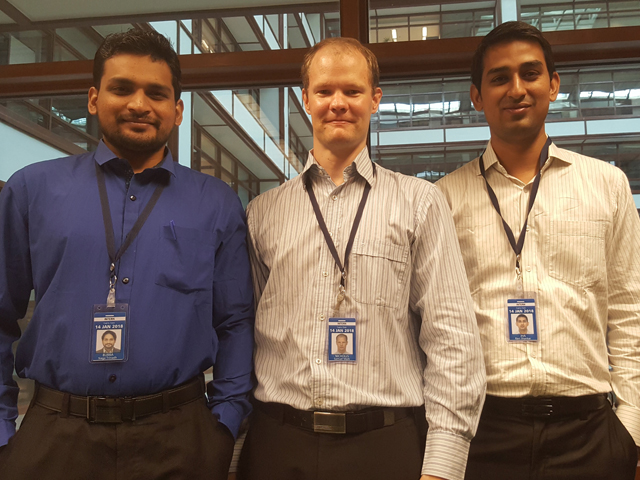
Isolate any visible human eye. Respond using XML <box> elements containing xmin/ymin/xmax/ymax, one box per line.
<box><xmin>489</xmin><ymin>75</ymin><xmax>507</xmax><ymax>85</ymax></box>
<box><xmin>523</xmin><ymin>70</ymin><xmax>541</xmax><ymax>80</ymax></box>
<box><xmin>148</xmin><ymin>90</ymin><xmax>170</xmax><ymax>100</ymax></box>
<box><xmin>109</xmin><ymin>85</ymin><xmax>131</xmax><ymax>95</ymax></box>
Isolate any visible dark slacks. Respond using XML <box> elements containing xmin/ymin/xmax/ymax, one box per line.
<box><xmin>0</xmin><ymin>398</ymin><xmax>234</xmax><ymax>480</ymax></box>
<box><xmin>237</xmin><ymin>406</ymin><xmax>427</xmax><ymax>480</ymax></box>
<box><xmin>465</xmin><ymin>399</ymin><xmax>637</xmax><ymax>480</ymax></box>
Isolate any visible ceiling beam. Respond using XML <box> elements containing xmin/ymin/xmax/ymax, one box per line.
<box><xmin>0</xmin><ymin>26</ymin><xmax>638</xmax><ymax>98</ymax></box>
<box><xmin>0</xmin><ymin>0</ymin><xmax>30</xmax><ymax>26</ymax></box>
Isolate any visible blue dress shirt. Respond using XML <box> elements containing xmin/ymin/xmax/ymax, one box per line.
<box><xmin>0</xmin><ymin>141</ymin><xmax>254</xmax><ymax>445</ymax></box>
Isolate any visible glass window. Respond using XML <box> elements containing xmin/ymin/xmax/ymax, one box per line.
<box><xmin>194</xmin><ymin>3</ymin><xmax>339</xmax><ymax>54</ymax></box>
<box><xmin>0</xmin><ymin>2</ymin><xmax>340</xmax><ymax>67</ymax></box>
<box><xmin>372</xmin><ymin>64</ymin><xmax>640</xmax><ymax>184</ymax></box>
<box><xmin>0</xmin><ymin>94</ymin><xmax>99</xmax><ymax>151</ymax></box>
<box><xmin>192</xmin><ymin>85</ymin><xmax>309</xmax><ymax>199</ymax></box>
<box><xmin>370</xmin><ymin>1</ymin><xmax>496</xmax><ymax>43</ymax></box>
<box><xmin>521</xmin><ymin>0</ymin><xmax>640</xmax><ymax>31</ymax></box>
<box><xmin>0</xmin><ymin>26</ymin><xmax>134</xmax><ymax>65</ymax></box>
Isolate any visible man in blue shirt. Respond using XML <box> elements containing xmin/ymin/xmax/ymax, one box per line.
<box><xmin>0</xmin><ymin>29</ymin><xmax>254</xmax><ymax>479</ymax></box>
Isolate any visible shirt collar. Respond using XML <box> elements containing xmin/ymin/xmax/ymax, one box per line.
<box><xmin>302</xmin><ymin>146</ymin><xmax>376</xmax><ymax>187</ymax></box>
<box><xmin>94</xmin><ymin>140</ymin><xmax>176</xmax><ymax>177</ymax></box>
<box><xmin>478</xmin><ymin>137</ymin><xmax>572</xmax><ymax>176</ymax></box>
<box><xmin>547</xmin><ymin>142</ymin><xmax>574</xmax><ymax>166</ymax></box>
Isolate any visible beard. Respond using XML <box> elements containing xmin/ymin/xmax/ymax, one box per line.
<box><xmin>100</xmin><ymin>116</ymin><xmax>172</xmax><ymax>156</ymax></box>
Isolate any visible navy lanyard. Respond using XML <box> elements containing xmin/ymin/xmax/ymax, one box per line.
<box><xmin>478</xmin><ymin>137</ymin><xmax>552</xmax><ymax>273</ymax></box>
<box><xmin>304</xmin><ymin>165</ymin><xmax>374</xmax><ymax>292</ymax></box>
<box><xmin>95</xmin><ymin>161</ymin><xmax>165</xmax><ymax>304</ymax></box>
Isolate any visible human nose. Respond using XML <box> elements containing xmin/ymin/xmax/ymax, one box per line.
<box><xmin>127</xmin><ymin>89</ymin><xmax>151</xmax><ymax>114</ymax></box>
<box><xmin>330</xmin><ymin>91</ymin><xmax>347</xmax><ymax>111</ymax></box>
<box><xmin>507</xmin><ymin>76</ymin><xmax>526</xmax><ymax>99</ymax></box>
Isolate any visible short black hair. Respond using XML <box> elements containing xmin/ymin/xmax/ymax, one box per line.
<box><xmin>471</xmin><ymin>21</ymin><xmax>556</xmax><ymax>92</ymax></box>
<box><xmin>93</xmin><ymin>29</ymin><xmax>182</xmax><ymax>101</ymax></box>
<box><xmin>102</xmin><ymin>330</ymin><xmax>117</xmax><ymax>341</ymax></box>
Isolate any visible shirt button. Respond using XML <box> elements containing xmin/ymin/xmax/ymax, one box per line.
<box><xmin>526</xmin><ymin>266</ymin><xmax>531</xmax><ymax>272</ymax></box>
<box><xmin>109</xmin><ymin>374</ymin><xmax>117</xmax><ymax>383</ymax></box>
<box><xmin>322</xmin><ymin>271</ymin><xmax>328</xmax><ymax>277</ymax></box>
<box><xmin>122</xmin><ymin>277</ymin><xmax>130</xmax><ymax>284</ymax></box>
<box><xmin>332</xmin><ymin>195</ymin><xmax>338</xmax><ymax>201</ymax></box>
<box><xmin>319</xmin><ymin>314</ymin><xmax>325</xmax><ymax>321</ymax></box>
<box><xmin>315</xmin><ymin>358</ymin><xmax>322</xmax><ymax>364</ymax></box>
<box><xmin>315</xmin><ymin>398</ymin><xmax>323</xmax><ymax>406</ymax></box>
<box><xmin>129</xmin><ymin>195</ymin><xmax>137</xmax><ymax>201</ymax></box>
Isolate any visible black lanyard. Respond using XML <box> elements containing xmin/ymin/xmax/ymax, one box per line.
<box><xmin>479</xmin><ymin>137</ymin><xmax>552</xmax><ymax>274</ymax></box>
<box><xmin>304</xmin><ymin>166</ymin><xmax>373</xmax><ymax>295</ymax></box>
<box><xmin>95</xmin><ymin>161</ymin><xmax>165</xmax><ymax>304</ymax></box>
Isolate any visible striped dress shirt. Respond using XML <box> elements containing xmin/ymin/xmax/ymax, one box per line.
<box><xmin>246</xmin><ymin>148</ymin><xmax>486</xmax><ymax>480</ymax></box>
<box><xmin>437</xmin><ymin>141</ymin><xmax>640</xmax><ymax>445</ymax></box>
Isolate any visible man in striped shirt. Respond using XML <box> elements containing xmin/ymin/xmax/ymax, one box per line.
<box><xmin>238</xmin><ymin>38</ymin><xmax>485</xmax><ymax>480</ymax></box>
<box><xmin>437</xmin><ymin>21</ymin><xmax>640</xmax><ymax>480</ymax></box>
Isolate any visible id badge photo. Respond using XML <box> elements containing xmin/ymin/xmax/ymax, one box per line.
<box><xmin>506</xmin><ymin>295</ymin><xmax>538</xmax><ymax>343</ymax></box>
<box><xmin>328</xmin><ymin>317</ymin><xmax>356</xmax><ymax>363</ymax></box>
<box><xmin>91</xmin><ymin>304</ymin><xmax>129</xmax><ymax>362</ymax></box>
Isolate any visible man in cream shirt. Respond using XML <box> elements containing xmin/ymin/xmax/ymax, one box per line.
<box><xmin>438</xmin><ymin>21</ymin><xmax>640</xmax><ymax>480</ymax></box>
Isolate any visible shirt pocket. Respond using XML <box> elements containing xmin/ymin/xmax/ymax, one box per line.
<box><xmin>155</xmin><ymin>225</ymin><xmax>215</xmax><ymax>293</ymax></box>
<box><xmin>548</xmin><ymin>220</ymin><xmax>606</xmax><ymax>288</ymax></box>
<box><xmin>349</xmin><ymin>240</ymin><xmax>410</xmax><ymax>308</ymax></box>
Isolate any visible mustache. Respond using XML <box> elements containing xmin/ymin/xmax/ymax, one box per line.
<box><xmin>118</xmin><ymin>115</ymin><xmax>159</xmax><ymax>127</ymax></box>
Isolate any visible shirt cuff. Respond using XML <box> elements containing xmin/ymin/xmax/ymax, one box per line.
<box><xmin>616</xmin><ymin>404</ymin><xmax>640</xmax><ymax>446</ymax></box>
<box><xmin>211</xmin><ymin>401</ymin><xmax>246</xmax><ymax>440</ymax></box>
<box><xmin>422</xmin><ymin>430</ymin><xmax>471</xmax><ymax>480</ymax></box>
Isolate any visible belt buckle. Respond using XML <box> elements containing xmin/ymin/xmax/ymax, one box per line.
<box><xmin>87</xmin><ymin>396</ymin><xmax>123</xmax><ymax>423</ymax></box>
<box><xmin>522</xmin><ymin>398</ymin><xmax>553</xmax><ymax>417</ymax></box>
<box><xmin>313</xmin><ymin>412</ymin><xmax>346</xmax><ymax>434</ymax></box>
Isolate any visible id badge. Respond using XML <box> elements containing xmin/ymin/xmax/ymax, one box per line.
<box><xmin>506</xmin><ymin>294</ymin><xmax>538</xmax><ymax>343</ymax></box>
<box><xmin>91</xmin><ymin>304</ymin><xmax>129</xmax><ymax>362</ymax></box>
<box><xmin>328</xmin><ymin>317</ymin><xmax>356</xmax><ymax>363</ymax></box>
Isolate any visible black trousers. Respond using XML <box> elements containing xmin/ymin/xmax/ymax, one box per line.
<box><xmin>237</xmin><ymin>406</ymin><xmax>427</xmax><ymax>480</ymax></box>
<box><xmin>0</xmin><ymin>398</ymin><xmax>234</xmax><ymax>480</ymax></box>
<box><xmin>465</xmin><ymin>399</ymin><xmax>638</xmax><ymax>480</ymax></box>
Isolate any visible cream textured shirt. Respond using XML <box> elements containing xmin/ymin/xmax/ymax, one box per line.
<box><xmin>246</xmin><ymin>148</ymin><xmax>486</xmax><ymax>480</ymax></box>
<box><xmin>437</xmin><ymin>141</ymin><xmax>640</xmax><ymax>445</ymax></box>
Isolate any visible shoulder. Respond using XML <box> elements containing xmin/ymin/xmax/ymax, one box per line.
<box><xmin>371</xmin><ymin>164</ymin><xmax>455</xmax><ymax>227</ymax></box>
<box><xmin>436</xmin><ymin>158</ymin><xmax>480</xmax><ymax>195</ymax></box>
<box><xmin>2</xmin><ymin>153</ymin><xmax>94</xmax><ymax>202</ymax></box>
<box><xmin>553</xmin><ymin>147</ymin><xmax>631</xmax><ymax>202</ymax></box>
<box><xmin>8</xmin><ymin>152</ymin><xmax>94</xmax><ymax>183</ymax></box>
<box><xmin>246</xmin><ymin>175</ymin><xmax>302</xmax><ymax>220</ymax></box>
<box><xmin>554</xmin><ymin>146</ymin><xmax>625</xmax><ymax>179</ymax></box>
<box><xmin>373</xmin><ymin>163</ymin><xmax>439</xmax><ymax>201</ymax></box>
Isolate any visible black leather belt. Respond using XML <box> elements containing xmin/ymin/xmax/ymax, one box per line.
<box><xmin>255</xmin><ymin>400</ymin><xmax>420</xmax><ymax>434</ymax></box>
<box><xmin>33</xmin><ymin>376</ymin><xmax>205</xmax><ymax>423</ymax></box>
<box><xmin>483</xmin><ymin>394</ymin><xmax>609</xmax><ymax>418</ymax></box>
